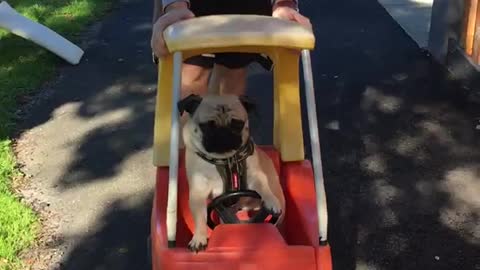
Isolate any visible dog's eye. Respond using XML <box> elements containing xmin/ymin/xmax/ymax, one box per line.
<box><xmin>230</xmin><ymin>119</ymin><xmax>245</xmax><ymax>133</ymax></box>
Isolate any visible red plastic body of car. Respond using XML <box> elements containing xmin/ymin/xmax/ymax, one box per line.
<box><xmin>150</xmin><ymin>146</ymin><xmax>332</xmax><ymax>270</ymax></box>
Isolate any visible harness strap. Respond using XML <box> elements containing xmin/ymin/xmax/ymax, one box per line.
<box><xmin>196</xmin><ymin>138</ymin><xmax>255</xmax><ymax>192</ymax></box>
<box><xmin>215</xmin><ymin>156</ymin><xmax>246</xmax><ymax>192</ymax></box>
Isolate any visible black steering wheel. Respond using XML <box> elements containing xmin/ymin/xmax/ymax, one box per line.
<box><xmin>207</xmin><ymin>190</ymin><xmax>281</xmax><ymax>229</ymax></box>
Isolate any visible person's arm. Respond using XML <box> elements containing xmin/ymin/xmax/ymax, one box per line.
<box><xmin>151</xmin><ymin>0</ymin><xmax>194</xmax><ymax>59</ymax></box>
<box><xmin>153</xmin><ymin>0</ymin><xmax>190</xmax><ymax>24</ymax></box>
<box><xmin>272</xmin><ymin>0</ymin><xmax>310</xmax><ymax>28</ymax></box>
<box><xmin>272</xmin><ymin>0</ymin><xmax>299</xmax><ymax>12</ymax></box>
<box><xmin>162</xmin><ymin>0</ymin><xmax>190</xmax><ymax>12</ymax></box>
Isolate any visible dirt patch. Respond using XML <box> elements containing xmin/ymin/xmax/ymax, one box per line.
<box><xmin>11</xmin><ymin>170</ymin><xmax>65</xmax><ymax>270</ymax></box>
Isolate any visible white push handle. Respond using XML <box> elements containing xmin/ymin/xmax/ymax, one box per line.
<box><xmin>301</xmin><ymin>49</ymin><xmax>328</xmax><ymax>244</ymax></box>
<box><xmin>166</xmin><ymin>52</ymin><xmax>183</xmax><ymax>246</ymax></box>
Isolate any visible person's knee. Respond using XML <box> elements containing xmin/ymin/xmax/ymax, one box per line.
<box><xmin>181</xmin><ymin>64</ymin><xmax>210</xmax><ymax>97</ymax></box>
<box><xmin>213</xmin><ymin>65</ymin><xmax>247</xmax><ymax>96</ymax></box>
<box><xmin>180</xmin><ymin>63</ymin><xmax>247</xmax><ymax>97</ymax></box>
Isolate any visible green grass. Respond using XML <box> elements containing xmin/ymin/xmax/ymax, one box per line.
<box><xmin>0</xmin><ymin>141</ymin><xmax>36</xmax><ymax>270</ymax></box>
<box><xmin>0</xmin><ymin>0</ymin><xmax>115</xmax><ymax>268</ymax></box>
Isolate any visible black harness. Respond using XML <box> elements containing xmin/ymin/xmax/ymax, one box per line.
<box><xmin>197</xmin><ymin>138</ymin><xmax>281</xmax><ymax>229</ymax></box>
<box><xmin>196</xmin><ymin>138</ymin><xmax>255</xmax><ymax>193</ymax></box>
<box><xmin>197</xmin><ymin>138</ymin><xmax>280</xmax><ymax>229</ymax></box>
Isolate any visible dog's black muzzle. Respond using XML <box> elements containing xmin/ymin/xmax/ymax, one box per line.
<box><xmin>199</xmin><ymin>120</ymin><xmax>245</xmax><ymax>154</ymax></box>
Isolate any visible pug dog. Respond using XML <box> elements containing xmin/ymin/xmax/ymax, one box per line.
<box><xmin>178</xmin><ymin>94</ymin><xmax>286</xmax><ymax>252</ymax></box>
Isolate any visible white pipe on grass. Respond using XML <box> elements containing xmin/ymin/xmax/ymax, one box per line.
<box><xmin>0</xmin><ymin>1</ymin><xmax>84</xmax><ymax>65</ymax></box>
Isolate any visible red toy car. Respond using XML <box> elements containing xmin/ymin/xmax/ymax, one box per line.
<box><xmin>148</xmin><ymin>14</ymin><xmax>332</xmax><ymax>270</ymax></box>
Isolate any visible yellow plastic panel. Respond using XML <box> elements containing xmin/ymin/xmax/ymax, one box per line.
<box><xmin>164</xmin><ymin>15</ymin><xmax>315</xmax><ymax>52</ymax></box>
<box><xmin>153</xmin><ymin>55</ymin><xmax>174</xmax><ymax>166</ymax></box>
<box><xmin>272</xmin><ymin>48</ymin><xmax>305</xmax><ymax>162</ymax></box>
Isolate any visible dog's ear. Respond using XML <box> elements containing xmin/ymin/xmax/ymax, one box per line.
<box><xmin>177</xmin><ymin>94</ymin><xmax>203</xmax><ymax>116</ymax></box>
<box><xmin>239</xmin><ymin>95</ymin><xmax>257</xmax><ymax>114</ymax></box>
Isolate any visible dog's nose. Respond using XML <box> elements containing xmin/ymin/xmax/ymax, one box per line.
<box><xmin>200</xmin><ymin>121</ymin><xmax>243</xmax><ymax>153</ymax></box>
<box><xmin>199</xmin><ymin>120</ymin><xmax>244</xmax><ymax>133</ymax></box>
<box><xmin>230</xmin><ymin>119</ymin><xmax>245</xmax><ymax>134</ymax></box>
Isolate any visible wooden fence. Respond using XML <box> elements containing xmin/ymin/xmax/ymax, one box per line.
<box><xmin>462</xmin><ymin>0</ymin><xmax>480</xmax><ymax>63</ymax></box>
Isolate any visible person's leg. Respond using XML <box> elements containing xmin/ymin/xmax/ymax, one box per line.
<box><xmin>152</xmin><ymin>0</ymin><xmax>212</xmax><ymax>98</ymax></box>
<box><xmin>152</xmin><ymin>1</ymin><xmax>213</xmax><ymax>148</ymax></box>
<box><xmin>181</xmin><ymin>63</ymin><xmax>211</xmax><ymax>98</ymax></box>
<box><xmin>153</xmin><ymin>0</ymin><xmax>273</xmax><ymax>97</ymax></box>
<box><xmin>208</xmin><ymin>65</ymin><xmax>248</xmax><ymax>96</ymax></box>
<box><xmin>179</xmin><ymin>58</ymin><xmax>212</xmax><ymax>148</ymax></box>
<box><xmin>206</xmin><ymin>0</ymin><xmax>273</xmax><ymax>96</ymax></box>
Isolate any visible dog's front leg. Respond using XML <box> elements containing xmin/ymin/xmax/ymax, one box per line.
<box><xmin>188</xmin><ymin>182</ymin><xmax>209</xmax><ymax>252</ymax></box>
<box><xmin>248</xmin><ymin>172</ymin><xmax>282</xmax><ymax>215</ymax></box>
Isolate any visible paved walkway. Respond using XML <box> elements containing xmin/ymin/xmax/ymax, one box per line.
<box><xmin>15</xmin><ymin>0</ymin><xmax>479</xmax><ymax>269</ymax></box>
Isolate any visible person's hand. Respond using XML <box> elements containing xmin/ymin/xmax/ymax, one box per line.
<box><xmin>151</xmin><ymin>2</ymin><xmax>194</xmax><ymax>59</ymax></box>
<box><xmin>272</xmin><ymin>2</ymin><xmax>312</xmax><ymax>29</ymax></box>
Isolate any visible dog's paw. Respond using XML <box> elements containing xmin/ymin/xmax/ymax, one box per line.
<box><xmin>262</xmin><ymin>195</ymin><xmax>282</xmax><ymax>215</ymax></box>
<box><xmin>188</xmin><ymin>234</ymin><xmax>208</xmax><ymax>253</ymax></box>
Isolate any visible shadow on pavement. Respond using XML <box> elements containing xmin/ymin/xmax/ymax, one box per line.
<box><xmin>58</xmin><ymin>192</ymin><xmax>153</xmax><ymax>270</ymax></box>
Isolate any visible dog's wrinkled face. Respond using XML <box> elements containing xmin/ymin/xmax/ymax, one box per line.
<box><xmin>179</xmin><ymin>94</ymin><xmax>255</xmax><ymax>156</ymax></box>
